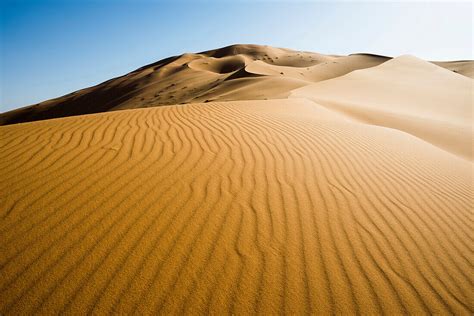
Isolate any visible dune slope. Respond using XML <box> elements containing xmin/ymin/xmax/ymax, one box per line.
<box><xmin>1</xmin><ymin>44</ymin><xmax>472</xmax><ymax>126</ymax></box>
<box><xmin>0</xmin><ymin>99</ymin><xmax>472</xmax><ymax>314</ymax></box>
<box><xmin>291</xmin><ymin>55</ymin><xmax>474</xmax><ymax>160</ymax></box>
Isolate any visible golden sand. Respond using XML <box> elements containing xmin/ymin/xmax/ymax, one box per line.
<box><xmin>0</xmin><ymin>45</ymin><xmax>473</xmax><ymax>314</ymax></box>
<box><xmin>1</xmin><ymin>97</ymin><xmax>472</xmax><ymax>314</ymax></box>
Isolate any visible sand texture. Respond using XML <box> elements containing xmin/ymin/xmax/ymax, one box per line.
<box><xmin>0</xmin><ymin>44</ymin><xmax>473</xmax><ymax>314</ymax></box>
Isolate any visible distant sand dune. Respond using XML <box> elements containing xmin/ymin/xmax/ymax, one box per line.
<box><xmin>1</xmin><ymin>44</ymin><xmax>472</xmax><ymax>125</ymax></box>
<box><xmin>1</xmin><ymin>99</ymin><xmax>472</xmax><ymax>314</ymax></box>
<box><xmin>291</xmin><ymin>55</ymin><xmax>474</xmax><ymax>160</ymax></box>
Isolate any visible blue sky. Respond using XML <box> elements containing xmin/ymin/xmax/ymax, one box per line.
<box><xmin>1</xmin><ymin>0</ymin><xmax>472</xmax><ymax>112</ymax></box>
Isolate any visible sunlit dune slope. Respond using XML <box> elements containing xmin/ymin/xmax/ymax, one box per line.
<box><xmin>1</xmin><ymin>44</ymin><xmax>472</xmax><ymax>125</ymax></box>
<box><xmin>291</xmin><ymin>55</ymin><xmax>474</xmax><ymax>160</ymax></box>
<box><xmin>1</xmin><ymin>99</ymin><xmax>472</xmax><ymax>314</ymax></box>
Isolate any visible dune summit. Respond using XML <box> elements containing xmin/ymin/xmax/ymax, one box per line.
<box><xmin>0</xmin><ymin>44</ymin><xmax>473</xmax><ymax>314</ymax></box>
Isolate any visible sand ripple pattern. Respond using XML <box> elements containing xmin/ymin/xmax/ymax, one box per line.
<box><xmin>0</xmin><ymin>99</ymin><xmax>472</xmax><ymax>315</ymax></box>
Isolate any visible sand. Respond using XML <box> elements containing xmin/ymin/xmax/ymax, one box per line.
<box><xmin>0</xmin><ymin>44</ymin><xmax>473</xmax><ymax>314</ymax></box>
<box><xmin>291</xmin><ymin>55</ymin><xmax>474</xmax><ymax>160</ymax></box>
<box><xmin>1</xmin><ymin>44</ymin><xmax>471</xmax><ymax>125</ymax></box>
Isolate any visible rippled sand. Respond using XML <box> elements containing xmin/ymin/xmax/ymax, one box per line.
<box><xmin>1</xmin><ymin>44</ymin><xmax>472</xmax><ymax>314</ymax></box>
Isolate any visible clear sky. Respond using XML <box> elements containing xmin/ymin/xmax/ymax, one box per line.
<box><xmin>0</xmin><ymin>0</ymin><xmax>472</xmax><ymax>112</ymax></box>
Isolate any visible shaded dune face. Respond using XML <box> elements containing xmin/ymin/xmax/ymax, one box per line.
<box><xmin>1</xmin><ymin>44</ymin><xmax>472</xmax><ymax>126</ymax></box>
<box><xmin>0</xmin><ymin>44</ymin><xmax>473</xmax><ymax>315</ymax></box>
<box><xmin>188</xmin><ymin>55</ymin><xmax>248</xmax><ymax>74</ymax></box>
<box><xmin>0</xmin><ymin>100</ymin><xmax>472</xmax><ymax>314</ymax></box>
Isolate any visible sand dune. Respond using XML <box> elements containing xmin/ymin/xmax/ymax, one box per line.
<box><xmin>1</xmin><ymin>44</ymin><xmax>471</xmax><ymax>125</ymax></box>
<box><xmin>1</xmin><ymin>44</ymin><xmax>473</xmax><ymax>314</ymax></box>
<box><xmin>0</xmin><ymin>98</ymin><xmax>473</xmax><ymax>314</ymax></box>
<box><xmin>433</xmin><ymin>60</ymin><xmax>474</xmax><ymax>79</ymax></box>
<box><xmin>291</xmin><ymin>55</ymin><xmax>473</xmax><ymax>160</ymax></box>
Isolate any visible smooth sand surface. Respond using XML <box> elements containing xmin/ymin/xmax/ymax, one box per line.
<box><xmin>0</xmin><ymin>44</ymin><xmax>473</xmax><ymax>314</ymax></box>
<box><xmin>291</xmin><ymin>55</ymin><xmax>474</xmax><ymax>160</ymax></box>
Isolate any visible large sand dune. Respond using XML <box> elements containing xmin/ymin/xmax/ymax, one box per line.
<box><xmin>1</xmin><ymin>44</ymin><xmax>473</xmax><ymax>314</ymax></box>
<box><xmin>1</xmin><ymin>44</ymin><xmax>472</xmax><ymax>125</ymax></box>
<box><xmin>291</xmin><ymin>55</ymin><xmax>474</xmax><ymax>160</ymax></box>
